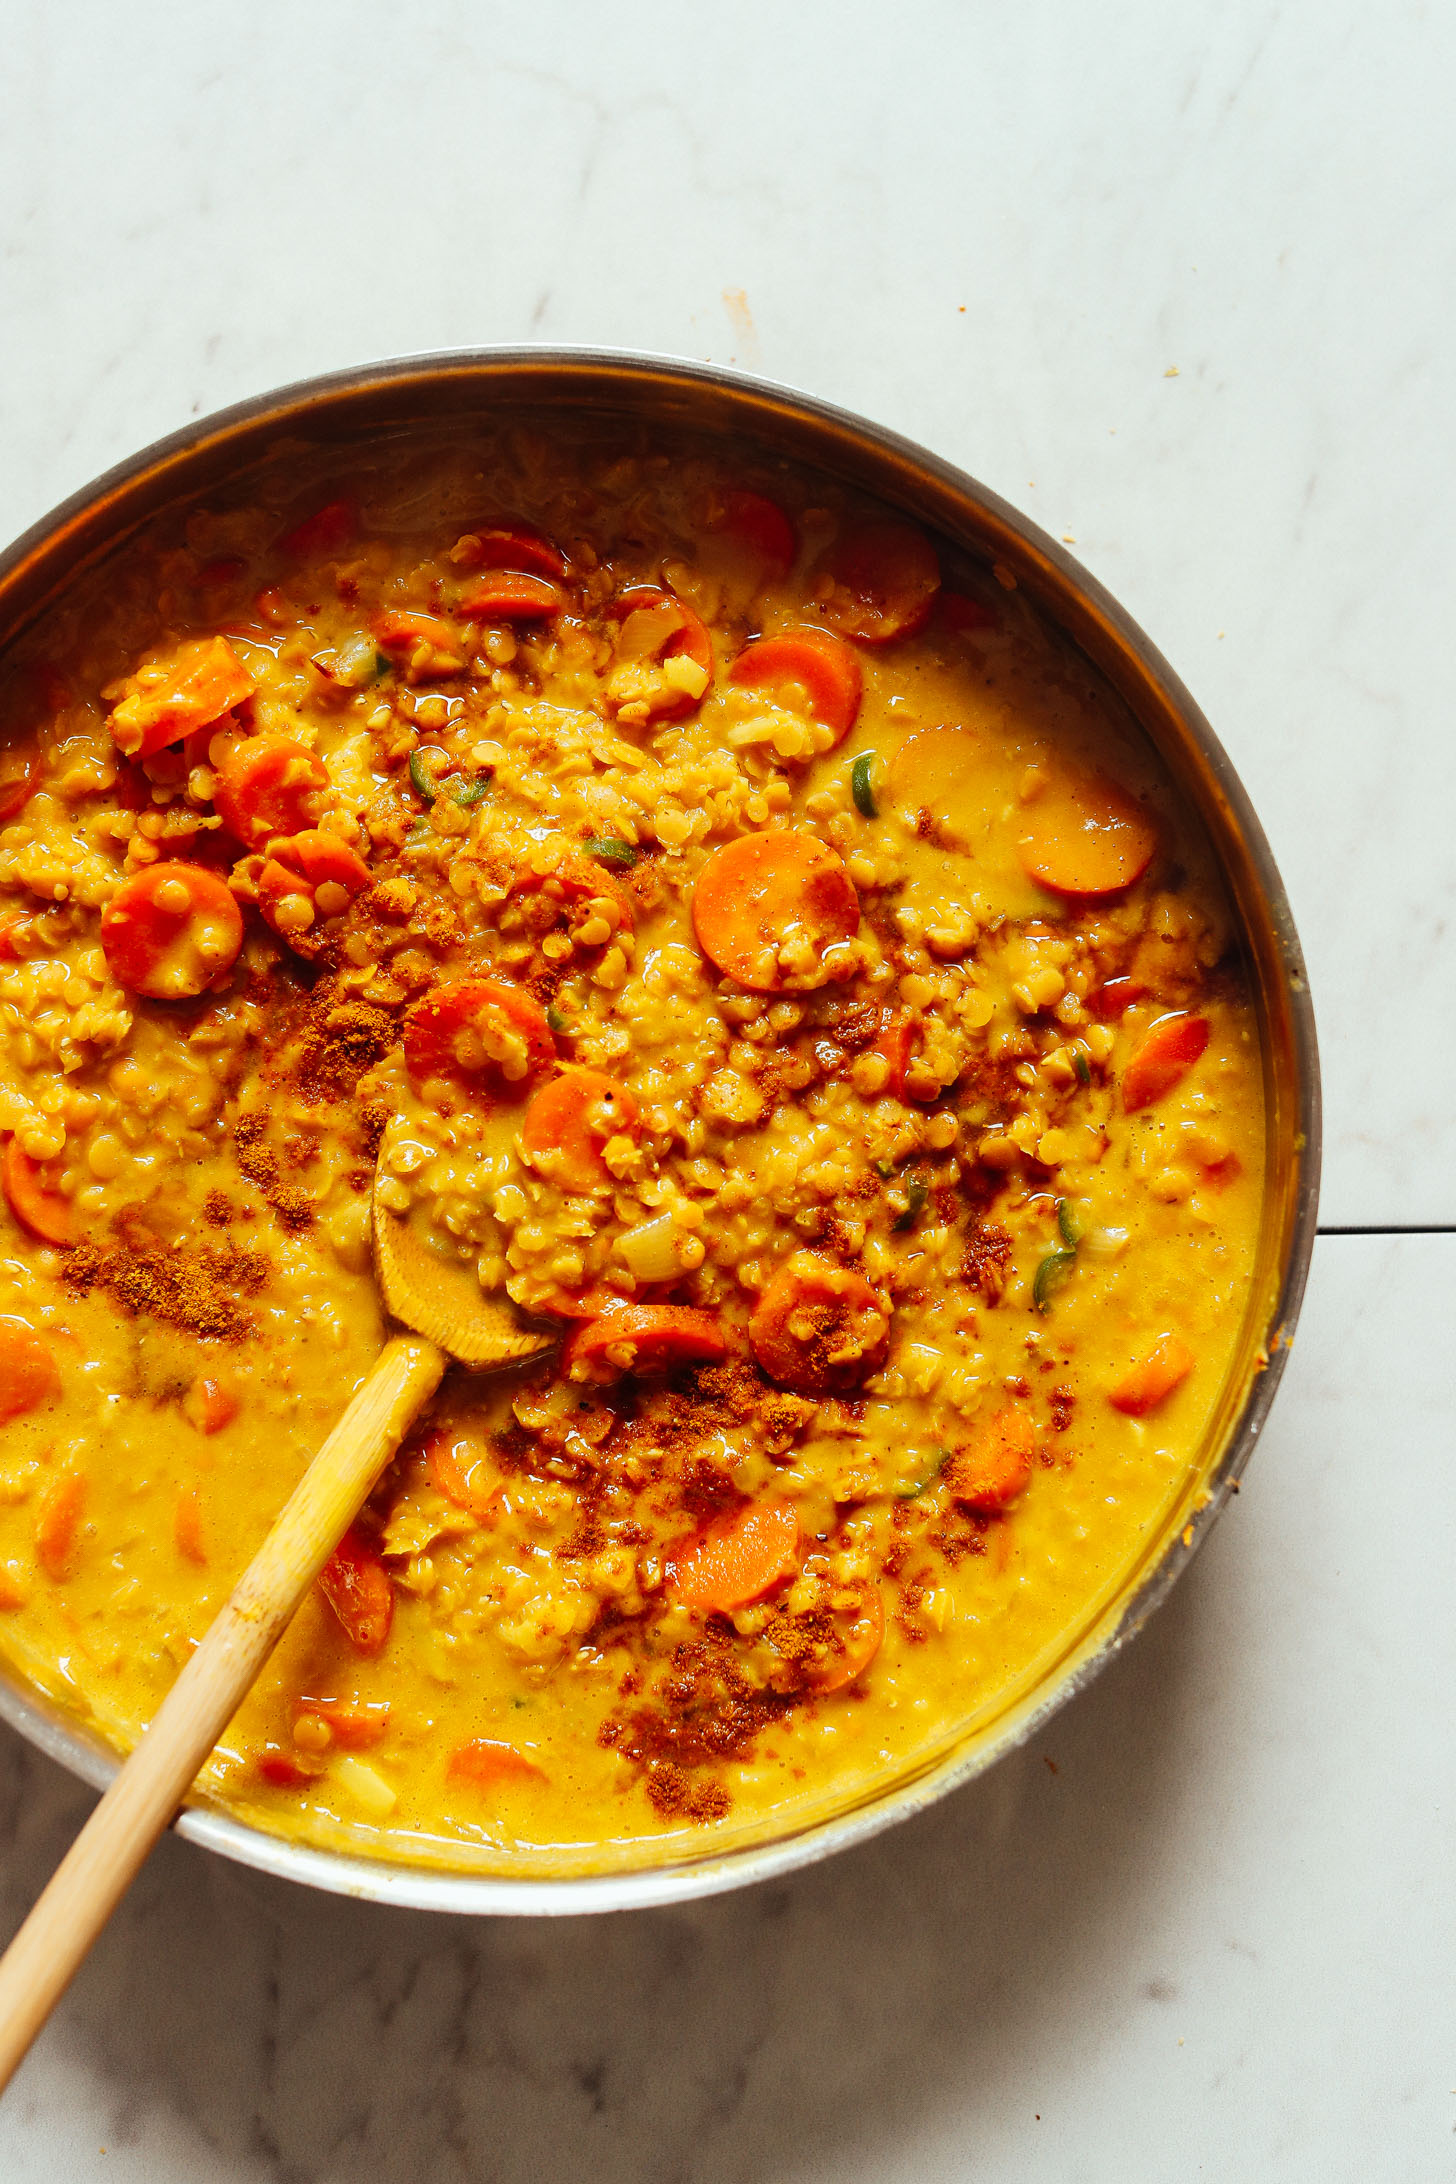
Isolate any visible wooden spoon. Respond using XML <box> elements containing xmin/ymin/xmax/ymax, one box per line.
<box><xmin>0</xmin><ymin>1154</ymin><xmax>552</xmax><ymax>2091</ymax></box>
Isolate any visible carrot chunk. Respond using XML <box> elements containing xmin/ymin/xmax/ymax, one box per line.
<box><xmin>0</xmin><ymin>737</ymin><xmax>40</xmax><ymax>823</ymax></box>
<box><xmin>35</xmin><ymin>1471</ymin><xmax>86</xmax><ymax>1580</ymax></box>
<box><xmin>748</xmin><ymin>1252</ymin><xmax>889</xmax><ymax>1395</ymax></box>
<box><xmin>502</xmin><ymin>844</ymin><xmax>636</xmax><ymax>936</ymax></box>
<box><xmin>1017</xmin><ymin>776</ymin><xmax>1157</xmax><ymax>899</ymax></box>
<box><xmin>425</xmin><ymin>1429</ymin><xmax>501</xmax><ymax>1518</ymax></box>
<box><xmin>1122</xmin><ymin>1013</ymin><xmax>1210</xmax><ymax>1110</ymax></box>
<box><xmin>1088</xmin><ymin>975</ymin><xmax>1148</xmax><ymax>1020</ymax></box>
<box><xmin>278</xmin><ymin>498</ymin><xmax>356</xmax><ymax>558</ymax></box>
<box><xmin>869</xmin><ymin>1013</ymin><xmax>920</xmax><ymax>1099</ymax></box>
<box><xmin>945</xmin><ymin>1405</ymin><xmax>1038</xmax><ymax>1514</ymax></box>
<box><xmin>2</xmin><ymin>1138</ymin><xmax>73</xmax><ymax>1245</ymax></box>
<box><xmin>708</xmin><ymin>490</ymin><xmax>797</xmax><ymax>578</ymax></box>
<box><xmin>521</xmin><ymin>1070</ymin><xmax>639</xmax><ymax>1193</ymax></box>
<box><xmin>447</xmin><ymin>1739</ymin><xmax>547</xmax><ymax>1789</ymax></box>
<box><xmin>371</xmin><ymin>610</ymin><xmax>465</xmax><ymax>676</ymax></box>
<box><xmin>1109</xmin><ymin>1334</ymin><xmax>1195</xmax><ymax>1415</ymax></box>
<box><xmin>403</xmin><ymin>978</ymin><xmax>556</xmax><ymax>1092</ymax></box>
<box><xmin>817</xmin><ymin>521</ymin><xmax>941</xmax><ymax>644</ymax></box>
<box><xmin>108</xmin><ymin>637</ymin><xmax>257</xmax><ymax>760</ymax></box>
<box><xmin>728</xmin><ymin>629</ymin><xmax>863</xmax><ymax>743</ymax></box>
<box><xmin>174</xmin><ymin>1486</ymin><xmax>207</xmax><ymax>1566</ymax></box>
<box><xmin>456</xmin><ymin>572</ymin><xmax>562</xmax><ymax>620</ymax></box>
<box><xmin>668</xmin><ymin>1497</ymin><xmax>801</xmax><ymax>1614</ymax></box>
<box><xmin>692</xmin><ymin>829</ymin><xmax>859</xmax><ymax>992</ymax></box>
<box><xmin>604</xmin><ymin>586</ymin><xmax>715</xmax><ymax>721</ymax></box>
<box><xmin>213</xmin><ymin>737</ymin><xmax>330</xmax><ymax>847</ymax></box>
<box><xmin>258</xmin><ymin>1746</ymin><xmax>324</xmax><ymax>1789</ymax></box>
<box><xmin>804</xmin><ymin>1582</ymin><xmax>885</xmax><ymax>1693</ymax></box>
<box><xmin>298</xmin><ymin>1699</ymin><xmax>390</xmax><ymax>1749</ymax></box>
<box><xmin>563</xmin><ymin>1305</ymin><xmax>729</xmax><ymax>1385</ymax></box>
<box><xmin>101</xmin><ymin>862</ymin><xmax>243</xmax><ymax>999</ymax></box>
<box><xmin>0</xmin><ymin>1318</ymin><xmax>61</xmax><ymax>1422</ymax></box>
<box><xmin>319</xmin><ymin>1527</ymin><xmax>394</xmax><ymax>1655</ymax></box>
<box><xmin>251</xmin><ymin>829</ymin><xmax>373</xmax><ymax>953</ymax></box>
<box><xmin>454</xmin><ymin>522</ymin><xmax>566</xmax><ymax>581</ymax></box>
<box><xmin>183</xmin><ymin>1372</ymin><xmax>239</xmax><ymax>1435</ymax></box>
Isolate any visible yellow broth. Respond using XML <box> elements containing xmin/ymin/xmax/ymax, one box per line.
<box><xmin>0</xmin><ymin>428</ymin><xmax>1263</xmax><ymax>1874</ymax></box>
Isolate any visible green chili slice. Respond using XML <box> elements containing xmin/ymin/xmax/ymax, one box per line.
<box><xmin>892</xmin><ymin>1175</ymin><xmax>928</xmax><ymax>1232</ymax></box>
<box><xmin>1032</xmin><ymin>1246</ymin><xmax>1077</xmax><ymax>1312</ymax></box>
<box><xmin>583</xmin><ymin>836</ymin><xmax>638</xmax><ymax>869</ymax></box>
<box><xmin>895</xmin><ymin>1449</ymin><xmax>950</xmax><ymax>1499</ymax></box>
<box><xmin>1056</xmin><ymin>1198</ymin><xmax>1083</xmax><ymax>1248</ymax></box>
<box><xmin>851</xmin><ymin>751</ymin><xmax>878</xmax><ymax>818</ymax></box>
<box><xmin>1073</xmin><ymin>1047</ymin><xmax>1091</xmax><ymax>1084</ymax></box>
<box><xmin>452</xmin><ymin>777</ymin><xmax>490</xmax><ymax>807</ymax></box>
<box><xmin>408</xmin><ymin>747</ymin><xmax>442</xmax><ymax>803</ymax></box>
<box><xmin>545</xmin><ymin>1004</ymin><xmax>569</xmax><ymax>1034</ymax></box>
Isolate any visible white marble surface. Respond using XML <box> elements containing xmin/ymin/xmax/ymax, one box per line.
<box><xmin>2</xmin><ymin>2</ymin><xmax>1453</xmax><ymax>2175</ymax></box>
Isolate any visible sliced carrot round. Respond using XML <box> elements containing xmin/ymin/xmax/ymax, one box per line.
<box><xmin>729</xmin><ymin>629</ymin><xmax>863</xmax><ymax>743</ymax></box>
<box><xmin>1109</xmin><ymin>1333</ymin><xmax>1195</xmax><ymax>1415</ymax></box>
<box><xmin>457</xmin><ymin>571</ymin><xmax>562</xmax><ymax>621</ymax></box>
<box><xmin>2</xmin><ymin>1137</ymin><xmax>72</xmax><ymax>1245</ymax></box>
<box><xmin>1122</xmin><ymin>1013</ymin><xmax>1209</xmax><ymax>1111</ymax></box>
<box><xmin>522</xmin><ymin>1070</ymin><xmax>639</xmax><ymax>1193</ymax></box>
<box><xmin>253</xmin><ymin>829</ymin><xmax>373</xmax><ymax>952</ymax></box>
<box><xmin>108</xmin><ymin>637</ymin><xmax>258</xmax><ymax>760</ymax></box>
<box><xmin>403</xmin><ymin>978</ymin><xmax>556</xmax><ymax>1092</ymax></box>
<box><xmin>804</xmin><ymin>1582</ymin><xmax>885</xmax><ymax>1694</ymax></box>
<box><xmin>278</xmin><ymin>498</ymin><xmax>356</xmax><ymax>558</ymax></box>
<box><xmin>946</xmin><ymin>1405</ymin><xmax>1038</xmax><ymax>1514</ymax></box>
<box><xmin>708</xmin><ymin>490</ymin><xmax>796</xmax><ymax>578</ymax></box>
<box><xmin>1017</xmin><ymin>776</ymin><xmax>1157</xmax><ymax>899</ymax></box>
<box><xmin>319</xmin><ymin>1527</ymin><xmax>393</xmax><ymax>1654</ymax></box>
<box><xmin>0</xmin><ymin>737</ymin><xmax>40</xmax><ymax>823</ymax></box>
<box><xmin>562</xmin><ymin>1305</ymin><xmax>729</xmax><ymax>1384</ymax></box>
<box><xmin>213</xmin><ymin>737</ymin><xmax>330</xmax><ymax>848</ymax></box>
<box><xmin>748</xmin><ymin>1252</ymin><xmax>889</xmax><ymax>1395</ymax></box>
<box><xmin>447</xmin><ymin>1739</ymin><xmax>547</xmax><ymax>1788</ymax></box>
<box><xmin>101</xmin><ymin>862</ymin><xmax>243</xmax><ymax>999</ymax></box>
<box><xmin>0</xmin><ymin>1318</ymin><xmax>61</xmax><ymax>1423</ymax></box>
<box><xmin>458</xmin><ymin>522</ymin><xmax>566</xmax><ymax>581</ymax></box>
<box><xmin>693</xmin><ymin>829</ymin><xmax>859</xmax><ymax>993</ymax></box>
<box><xmin>667</xmin><ymin>1496</ymin><xmax>801</xmax><ymax>1614</ymax></box>
<box><xmin>817</xmin><ymin>521</ymin><xmax>941</xmax><ymax>645</ymax></box>
<box><xmin>604</xmin><ymin>586</ymin><xmax>715</xmax><ymax>721</ymax></box>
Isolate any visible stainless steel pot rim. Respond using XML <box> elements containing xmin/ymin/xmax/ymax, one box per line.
<box><xmin>0</xmin><ymin>346</ymin><xmax>1322</xmax><ymax>1916</ymax></box>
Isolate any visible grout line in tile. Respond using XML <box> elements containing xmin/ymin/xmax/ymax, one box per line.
<box><xmin>1315</xmin><ymin>1225</ymin><xmax>1456</xmax><ymax>1237</ymax></box>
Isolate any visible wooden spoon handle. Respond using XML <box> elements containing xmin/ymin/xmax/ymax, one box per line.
<box><xmin>0</xmin><ymin>1332</ymin><xmax>443</xmax><ymax>2093</ymax></box>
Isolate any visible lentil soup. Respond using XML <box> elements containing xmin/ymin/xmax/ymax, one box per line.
<box><xmin>0</xmin><ymin>421</ymin><xmax>1263</xmax><ymax>1875</ymax></box>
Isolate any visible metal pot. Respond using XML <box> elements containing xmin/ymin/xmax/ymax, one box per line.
<box><xmin>0</xmin><ymin>350</ymin><xmax>1320</xmax><ymax>1914</ymax></box>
